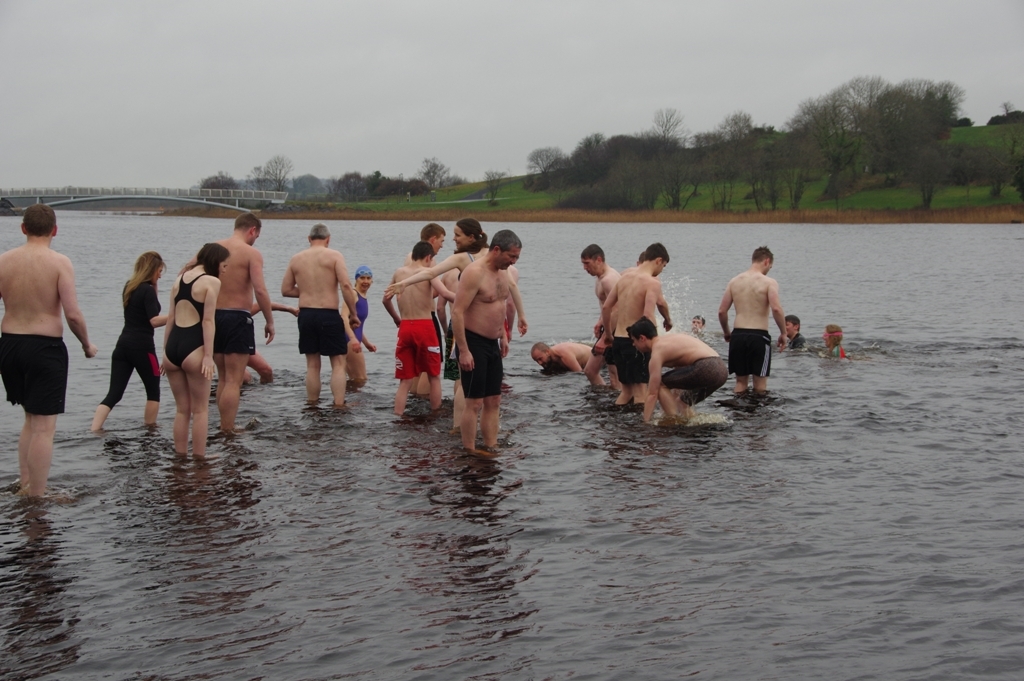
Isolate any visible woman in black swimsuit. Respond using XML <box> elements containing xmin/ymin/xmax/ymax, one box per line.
<box><xmin>162</xmin><ymin>243</ymin><xmax>229</xmax><ymax>457</ymax></box>
<box><xmin>91</xmin><ymin>251</ymin><xmax>168</xmax><ymax>431</ymax></box>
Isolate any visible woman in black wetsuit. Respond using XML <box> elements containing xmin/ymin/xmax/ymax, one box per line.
<box><xmin>91</xmin><ymin>252</ymin><xmax>168</xmax><ymax>431</ymax></box>
<box><xmin>162</xmin><ymin>243</ymin><xmax>229</xmax><ymax>458</ymax></box>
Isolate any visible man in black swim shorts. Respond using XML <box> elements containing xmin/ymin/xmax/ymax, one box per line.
<box><xmin>718</xmin><ymin>245</ymin><xmax>787</xmax><ymax>395</ymax></box>
<box><xmin>453</xmin><ymin>227</ymin><xmax>524</xmax><ymax>454</ymax></box>
<box><xmin>0</xmin><ymin>204</ymin><xmax>98</xmax><ymax>497</ymax></box>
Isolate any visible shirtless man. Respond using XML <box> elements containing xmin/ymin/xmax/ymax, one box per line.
<box><xmin>203</xmin><ymin>213</ymin><xmax>276</xmax><ymax>432</ymax></box>
<box><xmin>580</xmin><ymin>244</ymin><xmax>620</xmax><ymax>388</ymax></box>
<box><xmin>600</xmin><ymin>243</ymin><xmax>671</xmax><ymax>405</ymax></box>
<box><xmin>453</xmin><ymin>229</ymin><xmax>523</xmax><ymax>454</ymax></box>
<box><xmin>530</xmin><ymin>342</ymin><xmax>594</xmax><ymax>377</ymax></box>
<box><xmin>627</xmin><ymin>317</ymin><xmax>727</xmax><ymax>423</ymax></box>
<box><xmin>718</xmin><ymin>245</ymin><xmax>787</xmax><ymax>394</ymax></box>
<box><xmin>0</xmin><ymin>204</ymin><xmax>97</xmax><ymax>497</ymax></box>
<box><xmin>385</xmin><ymin>223</ymin><xmax>450</xmax><ymax>396</ymax></box>
<box><xmin>389</xmin><ymin>241</ymin><xmax>450</xmax><ymax>414</ymax></box>
<box><xmin>281</xmin><ymin>223</ymin><xmax>361</xmax><ymax>406</ymax></box>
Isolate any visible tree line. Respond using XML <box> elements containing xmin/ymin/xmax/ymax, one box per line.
<box><xmin>198</xmin><ymin>156</ymin><xmax>468</xmax><ymax>202</ymax></box>
<box><xmin>197</xmin><ymin>76</ymin><xmax>1024</xmax><ymax>210</ymax></box>
<box><xmin>529</xmin><ymin>77</ymin><xmax>1024</xmax><ymax>210</ymax></box>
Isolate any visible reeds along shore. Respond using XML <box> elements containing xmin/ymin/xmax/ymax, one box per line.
<box><xmin>161</xmin><ymin>205</ymin><xmax>1024</xmax><ymax>224</ymax></box>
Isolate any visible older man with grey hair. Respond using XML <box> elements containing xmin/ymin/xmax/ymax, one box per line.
<box><xmin>281</xmin><ymin>224</ymin><xmax>361</xmax><ymax>406</ymax></box>
<box><xmin>452</xmin><ymin>228</ymin><xmax>526</xmax><ymax>455</ymax></box>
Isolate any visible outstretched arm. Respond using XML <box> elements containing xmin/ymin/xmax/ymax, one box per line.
<box><xmin>384</xmin><ymin>253</ymin><xmax>463</xmax><ymax>299</ymax></box>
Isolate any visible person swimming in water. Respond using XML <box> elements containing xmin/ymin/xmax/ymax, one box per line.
<box><xmin>530</xmin><ymin>341</ymin><xmax>596</xmax><ymax>378</ymax></box>
<box><xmin>823</xmin><ymin>324</ymin><xmax>847</xmax><ymax>358</ymax></box>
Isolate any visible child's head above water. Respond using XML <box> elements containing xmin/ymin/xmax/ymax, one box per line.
<box><xmin>823</xmin><ymin>324</ymin><xmax>844</xmax><ymax>352</ymax></box>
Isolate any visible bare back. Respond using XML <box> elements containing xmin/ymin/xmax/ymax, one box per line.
<box><xmin>654</xmin><ymin>333</ymin><xmax>719</xmax><ymax>368</ymax></box>
<box><xmin>285</xmin><ymin>246</ymin><xmax>347</xmax><ymax>309</ymax></box>
<box><xmin>611</xmin><ymin>270</ymin><xmax>661</xmax><ymax>337</ymax></box>
<box><xmin>215</xmin><ymin>234</ymin><xmax>263</xmax><ymax>310</ymax></box>
<box><xmin>391</xmin><ymin>263</ymin><xmax>436</xmax><ymax>320</ymax></box>
<box><xmin>725</xmin><ymin>269</ymin><xmax>774</xmax><ymax>330</ymax></box>
<box><xmin>0</xmin><ymin>243</ymin><xmax>75</xmax><ymax>337</ymax></box>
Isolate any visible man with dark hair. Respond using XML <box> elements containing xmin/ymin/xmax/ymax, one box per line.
<box><xmin>784</xmin><ymin>314</ymin><xmax>805</xmax><ymax>350</ymax></box>
<box><xmin>453</xmin><ymin>229</ymin><xmax>524</xmax><ymax>455</ymax></box>
<box><xmin>580</xmin><ymin>244</ymin><xmax>620</xmax><ymax>388</ymax></box>
<box><xmin>600</xmin><ymin>242</ymin><xmax>672</xmax><ymax>405</ymax></box>
<box><xmin>718</xmin><ymin>245</ymin><xmax>787</xmax><ymax>395</ymax></box>
<box><xmin>281</xmin><ymin>223</ymin><xmax>360</xmax><ymax>407</ymax></box>
<box><xmin>0</xmin><ymin>204</ymin><xmax>98</xmax><ymax>497</ymax></box>
<box><xmin>628</xmin><ymin>317</ymin><xmax>726</xmax><ymax>423</ymax></box>
<box><xmin>389</xmin><ymin>241</ymin><xmax>448</xmax><ymax>414</ymax></box>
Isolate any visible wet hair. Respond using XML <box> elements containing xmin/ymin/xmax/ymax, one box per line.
<box><xmin>491</xmin><ymin>229</ymin><xmax>522</xmax><ymax>252</ymax></box>
<box><xmin>22</xmin><ymin>204</ymin><xmax>56</xmax><ymax>237</ymax></box>
<box><xmin>123</xmin><ymin>251</ymin><xmax>165</xmax><ymax>307</ymax></box>
<box><xmin>309</xmin><ymin>223</ymin><xmax>330</xmax><ymax>240</ymax></box>
<box><xmin>454</xmin><ymin>217</ymin><xmax>488</xmax><ymax>254</ymax></box>
<box><xmin>580</xmin><ymin>244</ymin><xmax>605</xmax><ymax>260</ymax></box>
<box><xmin>234</xmin><ymin>212</ymin><xmax>262</xmax><ymax>232</ymax></box>
<box><xmin>752</xmin><ymin>245</ymin><xmax>773</xmax><ymax>263</ymax></box>
<box><xmin>785</xmin><ymin>314</ymin><xmax>801</xmax><ymax>327</ymax></box>
<box><xmin>692</xmin><ymin>315</ymin><xmax>705</xmax><ymax>325</ymax></box>
<box><xmin>411</xmin><ymin>240</ymin><xmax>435</xmax><ymax>262</ymax></box>
<box><xmin>627</xmin><ymin>316</ymin><xmax>658</xmax><ymax>340</ymax></box>
<box><xmin>420</xmin><ymin>223</ymin><xmax>445</xmax><ymax>240</ymax></box>
<box><xmin>643</xmin><ymin>242</ymin><xmax>669</xmax><ymax>263</ymax></box>
<box><xmin>195</xmin><ymin>242</ymin><xmax>230</xmax><ymax>276</ymax></box>
<box><xmin>824</xmin><ymin>324</ymin><xmax>843</xmax><ymax>345</ymax></box>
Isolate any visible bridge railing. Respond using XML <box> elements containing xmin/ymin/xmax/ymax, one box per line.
<box><xmin>0</xmin><ymin>187</ymin><xmax>289</xmax><ymax>202</ymax></box>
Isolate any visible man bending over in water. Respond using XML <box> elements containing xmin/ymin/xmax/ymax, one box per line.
<box><xmin>627</xmin><ymin>317</ymin><xmax>727</xmax><ymax>423</ymax></box>
<box><xmin>530</xmin><ymin>342</ymin><xmax>595</xmax><ymax>377</ymax></box>
<box><xmin>718</xmin><ymin>245</ymin><xmax>786</xmax><ymax>395</ymax></box>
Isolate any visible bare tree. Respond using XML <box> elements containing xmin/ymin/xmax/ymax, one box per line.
<box><xmin>483</xmin><ymin>170</ymin><xmax>506</xmax><ymax>204</ymax></box>
<box><xmin>527</xmin><ymin>147</ymin><xmax>566</xmax><ymax>176</ymax></box>
<box><xmin>418</xmin><ymin>157</ymin><xmax>452</xmax><ymax>190</ymax></box>
<box><xmin>247</xmin><ymin>164</ymin><xmax>271</xmax><ymax>191</ymax></box>
<box><xmin>651</xmin><ymin>108</ymin><xmax>686</xmax><ymax>144</ymax></box>
<box><xmin>262</xmin><ymin>155</ymin><xmax>294</xmax><ymax>192</ymax></box>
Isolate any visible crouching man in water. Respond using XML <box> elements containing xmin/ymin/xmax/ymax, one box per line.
<box><xmin>530</xmin><ymin>342</ymin><xmax>595</xmax><ymax>378</ymax></box>
<box><xmin>627</xmin><ymin>317</ymin><xmax>727</xmax><ymax>424</ymax></box>
<box><xmin>0</xmin><ymin>204</ymin><xmax>98</xmax><ymax>497</ymax></box>
<box><xmin>453</xmin><ymin>229</ymin><xmax>523</xmax><ymax>456</ymax></box>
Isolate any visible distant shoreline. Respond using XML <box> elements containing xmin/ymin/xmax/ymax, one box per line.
<box><xmin>157</xmin><ymin>205</ymin><xmax>1024</xmax><ymax>224</ymax></box>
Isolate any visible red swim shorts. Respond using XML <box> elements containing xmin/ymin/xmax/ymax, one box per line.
<box><xmin>395</xmin><ymin>319</ymin><xmax>442</xmax><ymax>379</ymax></box>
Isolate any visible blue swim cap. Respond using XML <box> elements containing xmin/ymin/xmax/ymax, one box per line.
<box><xmin>355</xmin><ymin>265</ymin><xmax>372</xmax><ymax>278</ymax></box>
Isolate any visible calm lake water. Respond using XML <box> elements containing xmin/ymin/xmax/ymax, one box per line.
<box><xmin>1</xmin><ymin>214</ymin><xmax>1023</xmax><ymax>680</ymax></box>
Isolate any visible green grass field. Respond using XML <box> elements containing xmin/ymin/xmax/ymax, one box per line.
<box><xmin>301</xmin><ymin>125</ymin><xmax>1021</xmax><ymax>216</ymax></box>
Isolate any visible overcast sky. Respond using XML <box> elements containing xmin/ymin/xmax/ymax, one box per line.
<box><xmin>2</xmin><ymin>0</ymin><xmax>1022</xmax><ymax>189</ymax></box>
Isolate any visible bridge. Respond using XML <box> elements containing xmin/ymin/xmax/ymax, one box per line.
<box><xmin>0</xmin><ymin>187</ymin><xmax>289</xmax><ymax>212</ymax></box>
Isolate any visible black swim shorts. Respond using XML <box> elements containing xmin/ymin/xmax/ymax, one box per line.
<box><xmin>458</xmin><ymin>329</ymin><xmax>502</xmax><ymax>399</ymax></box>
<box><xmin>662</xmin><ymin>356</ymin><xmax>728</xmax><ymax>405</ymax></box>
<box><xmin>0</xmin><ymin>333</ymin><xmax>69</xmax><ymax>415</ymax></box>
<box><xmin>728</xmin><ymin>328</ymin><xmax>772</xmax><ymax>377</ymax></box>
<box><xmin>214</xmin><ymin>309</ymin><xmax>256</xmax><ymax>355</ymax></box>
<box><xmin>298</xmin><ymin>308</ymin><xmax>348</xmax><ymax>356</ymax></box>
<box><xmin>612</xmin><ymin>335</ymin><xmax>649</xmax><ymax>385</ymax></box>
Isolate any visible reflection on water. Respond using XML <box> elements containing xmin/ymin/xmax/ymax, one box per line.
<box><xmin>2</xmin><ymin>216</ymin><xmax>1024</xmax><ymax>678</ymax></box>
<box><xmin>0</xmin><ymin>508</ymin><xmax>80</xmax><ymax>679</ymax></box>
